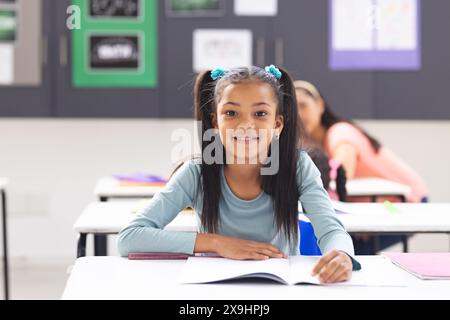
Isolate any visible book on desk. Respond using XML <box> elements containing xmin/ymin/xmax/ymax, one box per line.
<box><xmin>179</xmin><ymin>256</ymin><xmax>406</xmax><ymax>287</ymax></box>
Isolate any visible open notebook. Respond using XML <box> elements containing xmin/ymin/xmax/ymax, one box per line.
<box><xmin>383</xmin><ymin>252</ymin><xmax>450</xmax><ymax>280</ymax></box>
<box><xmin>179</xmin><ymin>256</ymin><xmax>406</xmax><ymax>286</ymax></box>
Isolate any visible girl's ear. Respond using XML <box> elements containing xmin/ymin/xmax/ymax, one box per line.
<box><xmin>317</xmin><ymin>97</ymin><xmax>326</xmax><ymax>115</ymax></box>
<box><xmin>275</xmin><ymin>115</ymin><xmax>284</xmax><ymax>136</ymax></box>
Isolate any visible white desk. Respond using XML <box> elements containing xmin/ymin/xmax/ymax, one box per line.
<box><xmin>345</xmin><ymin>178</ymin><xmax>411</xmax><ymax>202</ymax></box>
<box><xmin>62</xmin><ymin>256</ymin><xmax>450</xmax><ymax>300</ymax></box>
<box><xmin>331</xmin><ymin>202</ymin><xmax>450</xmax><ymax>233</ymax></box>
<box><xmin>74</xmin><ymin>201</ymin><xmax>450</xmax><ymax>257</ymax></box>
<box><xmin>0</xmin><ymin>178</ymin><xmax>9</xmax><ymax>300</ymax></box>
<box><xmin>94</xmin><ymin>177</ymin><xmax>163</xmax><ymax>201</ymax></box>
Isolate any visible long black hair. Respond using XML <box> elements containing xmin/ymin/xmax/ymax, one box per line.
<box><xmin>294</xmin><ymin>81</ymin><xmax>381</xmax><ymax>152</ymax></box>
<box><xmin>306</xmin><ymin>145</ymin><xmax>347</xmax><ymax>201</ymax></box>
<box><xmin>194</xmin><ymin>66</ymin><xmax>303</xmax><ymax>244</ymax></box>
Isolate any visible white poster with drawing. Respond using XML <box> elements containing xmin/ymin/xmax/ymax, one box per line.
<box><xmin>376</xmin><ymin>0</ymin><xmax>417</xmax><ymax>50</ymax></box>
<box><xmin>0</xmin><ymin>44</ymin><xmax>13</xmax><ymax>84</ymax></box>
<box><xmin>234</xmin><ymin>0</ymin><xmax>278</xmax><ymax>16</ymax></box>
<box><xmin>193</xmin><ymin>29</ymin><xmax>253</xmax><ymax>72</ymax></box>
<box><xmin>332</xmin><ymin>0</ymin><xmax>373</xmax><ymax>50</ymax></box>
<box><xmin>332</xmin><ymin>0</ymin><xmax>418</xmax><ymax>51</ymax></box>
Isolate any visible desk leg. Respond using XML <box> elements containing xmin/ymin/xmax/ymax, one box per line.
<box><xmin>1</xmin><ymin>190</ymin><xmax>9</xmax><ymax>300</ymax></box>
<box><xmin>96</xmin><ymin>196</ymin><xmax>108</xmax><ymax>256</ymax></box>
<box><xmin>77</xmin><ymin>233</ymin><xmax>87</xmax><ymax>258</ymax></box>
<box><xmin>401</xmin><ymin>236</ymin><xmax>409</xmax><ymax>252</ymax></box>
<box><xmin>371</xmin><ymin>236</ymin><xmax>380</xmax><ymax>254</ymax></box>
<box><xmin>94</xmin><ymin>235</ymin><xmax>108</xmax><ymax>256</ymax></box>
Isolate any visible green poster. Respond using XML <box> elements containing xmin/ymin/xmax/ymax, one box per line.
<box><xmin>72</xmin><ymin>0</ymin><xmax>158</xmax><ymax>88</ymax></box>
<box><xmin>0</xmin><ymin>10</ymin><xmax>17</xmax><ymax>42</ymax></box>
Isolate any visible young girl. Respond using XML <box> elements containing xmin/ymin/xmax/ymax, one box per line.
<box><xmin>118</xmin><ymin>66</ymin><xmax>360</xmax><ymax>284</ymax></box>
<box><xmin>294</xmin><ymin>80</ymin><xmax>428</xmax><ymax>203</ymax></box>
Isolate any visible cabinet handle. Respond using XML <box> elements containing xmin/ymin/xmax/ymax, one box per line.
<box><xmin>275</xmin><ymin>38</ymin><xmax>284</xmax><ymax>67</ymax></box>
<box><xmin>256</xmin><ymin>37</ymin><xmax>265</xmax><ymax>67</ymax></box>
<box><xmin>60</xmin><ymin>34</ymin><xmax>68</xmax><ymax>67</ymax></box>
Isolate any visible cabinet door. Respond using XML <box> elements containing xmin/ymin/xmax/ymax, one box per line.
<box><xmin>162</xmin><ymin>1</ymin><xmax>272</xmax><ymax>118</ymax></box>
<box><xmin>54</xmin><ymin>0</ymin><xmax>162</xmax><ymax>117</ymax></box>
<box><xmin>0</xmin><ymin>0</ymin><xmax>51</xmax><ymax>117</ymax></box>
<box><xmin>275</xmin><ymin>0</ymin><xmax>374</xmax><ymax>119</ymax></box>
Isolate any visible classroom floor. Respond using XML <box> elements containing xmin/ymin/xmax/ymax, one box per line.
<box><xmin>1</xmin><ymin>265</ymin><xmax>69</xmax><ymax>300</ymax></box>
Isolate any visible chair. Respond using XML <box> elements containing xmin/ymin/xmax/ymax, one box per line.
<box><xmin>299</xmin><ymin>220</ymin><xmax>322</xmax><ymax>255</ymax></box>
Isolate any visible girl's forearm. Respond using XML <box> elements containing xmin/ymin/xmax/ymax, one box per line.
<box><xmin>194</xmin><ymin>233</ymin><xmax>221</xmax><ymax>253</ymax></box>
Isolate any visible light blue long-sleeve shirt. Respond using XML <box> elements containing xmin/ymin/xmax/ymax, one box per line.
<box><xmin>118</xmin><ymin>151</ymin><xmax>357</xmax><ymax>263</ymax></box>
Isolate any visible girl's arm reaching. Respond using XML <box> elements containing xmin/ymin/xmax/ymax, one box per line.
<box><xmin>298</xmin><ymin>151</ymin><xmax>360</xmax><ymax>281</ymax></box>
<box><xmin>117</xmin><ymin>161</ymin><xmax>200</xmax><ymax>256</ymax></box>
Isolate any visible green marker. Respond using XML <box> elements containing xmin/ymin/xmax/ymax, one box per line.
<box><xmin>383</xmin><ymin>201</ymin><xmax>400</xmax><ymax>214</ymax></box>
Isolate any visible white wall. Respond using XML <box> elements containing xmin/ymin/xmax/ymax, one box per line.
<box><xmin>0</xmin><ymin>119</ymin><xmax>449</xmax><ymax>264</ymax></box>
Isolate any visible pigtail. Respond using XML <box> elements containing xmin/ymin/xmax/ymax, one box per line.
<box><xmin>262</xmin><ymin>67</ymin><xmax>300</xmax><ymax>245</ymax></box>
<box><xmin>335</xmin><ymin>165</ymin><xmax>347</xmax><ymax>201</ymax></box>
<box><xmin>193</xmin><ymin>71</ymin><xmax>222</xmax><ymax>234</ymax></box>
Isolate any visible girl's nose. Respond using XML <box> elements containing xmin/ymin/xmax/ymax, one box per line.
<box><xmin>237</xmin><ymin>121</ymin><xmax>255</xmax><ymax>131</ymax></box>
<box><xmin>237</xmin><ymin>114</ymin><xmax>255</xmax><ymax>130</ymax></box>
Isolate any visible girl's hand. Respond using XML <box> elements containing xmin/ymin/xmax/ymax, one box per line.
<box><xmin>213</xmin><ymin>235</ymin><xmax>287</xmax><ymax>260</ymax></box>
<box><xmin>311</xmin><ymin>250</ymin><xmax>353</xmax><ymax>283</ymax></box>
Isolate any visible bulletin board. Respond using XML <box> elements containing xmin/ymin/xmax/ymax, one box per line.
<box><xmin>329</xmin><ymin>0</ymin><xmax>421</xmax><ymax>70</ymax></box>
<box><xmin>72</xmin><ymin>0</ymin><xmax>158</xmax><ymax>88</ymax></box>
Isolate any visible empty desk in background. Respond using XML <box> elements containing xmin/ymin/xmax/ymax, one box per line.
<box><xmin>61</xmin><ymin>256</ymin><xmax>450</xmax><ymax>300</ymax></box>
<box><xmin>331</xmin><ymin>202</ymin><xmax>450</xmax><ymax>253</ymax></box>
<box><xmin>94</xmin><ymin>177</ymin><xmax>411</xmax><ymax>202</ymax></box>
<box><xmin>94</xmin><ymin>177</ymin><xmax>164</xmax><ymax>201</ymax></box>
<box><xmin>345</xmin><ymin>178</ymin><xmax>412</xmax><ymax>251</ymax></box>
<box><xmin>0</xmin><ymin>178</ymin><xmax>9</xmax><ymax>300</ymax></box>
<box><xmin>345</xmin><ymin>178</ymin><xmax>411</xmax><ymax>202</ymax></box>
<box><xmin>74</xmin><ymin>201</ymin><xmax>195</xmax><ymax>258</ymax></box>
<box><xmin>93</xmin><ymin>177</ymin><xmax>165</xmax><ymax>255</ymax></box>
<box><xmin>74</xmin><ymin>201</ymin><xmax>450</xmax><ymax>257</ymax></box>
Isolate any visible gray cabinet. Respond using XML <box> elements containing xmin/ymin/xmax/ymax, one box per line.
<box><xmin>0</xmin><ymin>0</ymin><xmax>51</xmax><ymax>117</ymax></box>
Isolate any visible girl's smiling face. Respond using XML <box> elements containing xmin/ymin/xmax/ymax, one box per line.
<box><xmin>213</xmin><ymin>80</ymin><xmax>284</xmax><ymax>164</ymax></box>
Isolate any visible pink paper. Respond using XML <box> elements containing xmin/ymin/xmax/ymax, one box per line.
<box><xmin>383</xmin><ymin>252</ymin><xmax>450</xmax><ymax>279</ymax></box>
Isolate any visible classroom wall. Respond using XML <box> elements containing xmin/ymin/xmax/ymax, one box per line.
<box><xmin>0</xmin><ymin>119</ymin><xmax>449</xmax><ymax>265</ymax></box>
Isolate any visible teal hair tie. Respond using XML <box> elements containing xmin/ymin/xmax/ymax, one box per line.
<box><xmin>265</xmin><ymin>65</ymin><xmax>282</xmax><ymax>79</ymax></box>
<box><xmin>211</xmin><ymin>68</ymin><xmax>226</xmax><ymax>81</ymax></box>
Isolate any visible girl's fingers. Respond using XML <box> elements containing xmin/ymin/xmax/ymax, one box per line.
<box><xmin>256</xmin><ymin>248</ymin><xmax>284</xmax><ymax>258</ymax></box>
<box><xmin>249</xmin><ymin>242</ymin><xmax>283</xmax><ymax>255</ymax></box>
<box><xmin>327</xmin><ymin>265</ymin><xmax>352</xmax><ymax>283</ymax></box>
<box><xmin>312</xmin><ymin>250</ymin><xmax>339</xmax><ymax>276</ymax></box>
<box><xmin>320</xmin><ymin>261</ymin><xmax>343</xmax><ymax>283</ymax></box>
<box><xmin>250</xmin><ymin>252</ymin><xmax>270</xmax><ymax>260</ymax></box>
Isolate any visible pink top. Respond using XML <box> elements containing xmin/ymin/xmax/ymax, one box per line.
<box><xmin>325</xmin><ymin>122</ymin><xmax>428</xmax><ymax>202</ymax></box>
<box><xmin>327</xmin><ymin>189</ymin><xmax>339</xmax><ymax>201</ymax></box>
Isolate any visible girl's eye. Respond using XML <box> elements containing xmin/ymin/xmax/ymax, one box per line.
<box><xmin>255</xmin><ymin>111</ymin><xmax>268</xmax><ymax>117</ymax></box>
<box><xmin>225</xmin><ymin>111</ymin><xmax>237</xmax><ymax>117</ymax></box>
